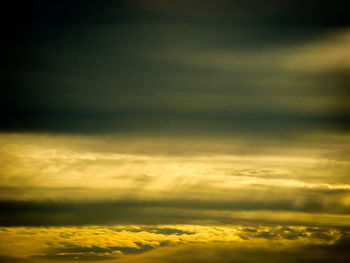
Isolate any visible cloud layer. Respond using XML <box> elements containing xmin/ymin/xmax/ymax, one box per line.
<box><xmin>1</xmin><ymin>1</ymin><xmax>350</xmax><ymax>262</ymax></box>
<box><xmin>0</xmin><ymin>133</ymin><xmax>349</xmax><ymax>227</ymax></box>
<box><xmin>1</xmin><ymin>224</ymin><xmax>349</xmax><ymax>263</ymax></box>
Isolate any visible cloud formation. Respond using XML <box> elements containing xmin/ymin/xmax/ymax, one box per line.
<box><xmin>1</xmin><ymin>1</ymin><xmax>350</xmax><ymax>262</ymax></box>
<box><xmin>0</xmin><ymin>224</ymin><xmax>348</xmax><ymax>263</ymax></box>
<box><xmin>0</xmin><ymin>134</ymin><xmax>349</xmax><ymax>226</ymax></box>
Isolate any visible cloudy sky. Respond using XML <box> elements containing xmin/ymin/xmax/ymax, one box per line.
<box><xmin>1</xmin><ymin>1</ymin><xmax>350</xmax><ymax>262</ymax></box>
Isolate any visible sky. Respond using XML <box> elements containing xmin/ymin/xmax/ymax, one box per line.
<box><xmin>1</xmin><ymin>1</ymin><xmax>350</xmax><ymax>262</ymax></box>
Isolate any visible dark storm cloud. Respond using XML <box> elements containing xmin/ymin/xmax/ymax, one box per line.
<box><xmin>2</xmin><ymin>0</ymin><xmax>350</xmax><ymax>136</ymax></box>
<box><xmin>0</xmin><ymin>256</ymin><xmax>27</xmax><ymax>263</ymax></box>
<box><xmin>4</xmin><ymin>1</ymin><xmax>350</xmax><ymax>27</ymax></box>
<box><xmin>1</xmin><ymin>188</ymin><xmax>349</xmax><ymax>226</ymax></box>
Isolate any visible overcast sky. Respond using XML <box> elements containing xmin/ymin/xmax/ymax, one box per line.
<box><xmin>1</xmin><ymin>1</ymin><xmax>350</xmax><ymax>263</ymax></box>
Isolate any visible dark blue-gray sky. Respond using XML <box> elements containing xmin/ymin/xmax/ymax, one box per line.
<box><xmin>2</xmin><ymin>0</ymin><xmax>350</xmax><ymax>136</ymax></box>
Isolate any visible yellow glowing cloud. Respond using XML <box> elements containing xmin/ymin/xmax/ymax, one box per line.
<box><xmin>0</xmin><ymin>132</ymin><xmax>349</xmax><ymax>229</ymax></box>
<box><xmin>0</xmin><ymin>224</ymin><xmax>342</xmax><ymax>262</ymax></box>
<box><xmin>1</xmin><ymin>133</ymin><xmax>349</xmax><ymax>203</ymax></box>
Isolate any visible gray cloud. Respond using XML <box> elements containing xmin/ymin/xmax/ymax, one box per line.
<box><xmin>2</xmin><ymin>1</ymin><xmax>350</xmax><ymax>136</ymax></box>
<box><xmin>1</xmin><ymin>191</ymin><xmax>349</xmax><ymax>226</ymax></box>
